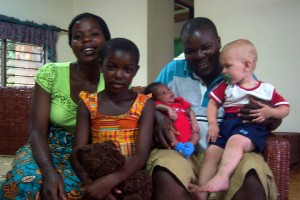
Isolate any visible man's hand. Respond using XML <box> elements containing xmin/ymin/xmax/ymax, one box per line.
<box><xmin>153</xmin><ymin>110</ymin><xmax>177</xmax><ymax>149</ymax></box>
<box><xmin>249</xmin><ymin>101</ymin><xmax>274</xmax><ymax>123</ymax></box>
<box><xmin>238</xmin><ymin>96</ymin><xmax>282</xmax><ymax>130</ymax></box>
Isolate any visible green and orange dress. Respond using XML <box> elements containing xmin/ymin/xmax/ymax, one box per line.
<box><xmin>80</xmin><ymin>91</ymin><xmax>152</xmax><ymax>158</ymax></box>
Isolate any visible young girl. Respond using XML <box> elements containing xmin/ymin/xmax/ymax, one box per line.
<box><xmin>71</xmin><ymin>38</ymin><xmax>154</xmax><ymax>199</ymax></box>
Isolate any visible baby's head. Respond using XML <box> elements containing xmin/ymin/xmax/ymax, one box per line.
<box><xmin>220</xmin><ymin>39</ymin><xmax>258</xmax><ymax>83</ymax></box>
<box><xmin>100</xmin><ymin>38</ymin><xmax>140</xmax><ymax>90</ymax></box>
<box><xmin>144</xmin><ymin>82</ymin><xmax>176</xmax><ymax>104</ymax></box>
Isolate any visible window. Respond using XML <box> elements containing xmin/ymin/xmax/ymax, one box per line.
<box><xmin>0</xmin><ymin>39</ymin><xmax>45</xmax><ymax>86</ymax></box>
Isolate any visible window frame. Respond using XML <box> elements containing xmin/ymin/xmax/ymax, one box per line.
<box><xmin>0</xmin><ymin>39</ymin><xmax>46</xmax><ymax>87</ymax></box>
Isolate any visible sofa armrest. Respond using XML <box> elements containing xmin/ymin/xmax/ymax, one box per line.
<box><xmin>263</xmin><ymin>132</ymin><xmax>290</xmax><ymax>200</ymax></box>
<box><xmin>130</xmin><ymin>86</ymin><xmax>145</xmax><ymax>94</ymax></box>
<box><xmin>0</xmin><ymin>87</ymin><xmax>33</xmax><ymax>155</ymax></box>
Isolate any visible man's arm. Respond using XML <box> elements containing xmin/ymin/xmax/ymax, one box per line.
<box><xmin>238</xmin><ymin>96</ymin><xmax>282</xmax><ymax>131</ymax></box>
<box><xmin>153</xmin><ymin>110</ymin><xmax>178</xmax><ymax>149</ymax></box>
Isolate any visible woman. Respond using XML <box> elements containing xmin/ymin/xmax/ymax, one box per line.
<box><xmin>0</xmin><ymin>12</ymin><xmax>111</xmax><ymax>200</ymax></box>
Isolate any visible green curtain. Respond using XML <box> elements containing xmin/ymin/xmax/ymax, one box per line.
<box><xmin>174</xmin><ymin>38</ymin><xmax>182</xmax><ymax>58</ymax></box>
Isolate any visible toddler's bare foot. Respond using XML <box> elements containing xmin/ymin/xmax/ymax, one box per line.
<box><xmin>200</xmin><ymin>175</ymin><xmax>229</xmax><ymax>192</ymax></box>
<box><xmin>189</xmin><ymin>183</ymin><xmax>209</xmax><ymax>200</ymax></box>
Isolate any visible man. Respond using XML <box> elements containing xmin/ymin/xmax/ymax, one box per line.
<box><xmin>146</xmin><ymin>17</ymin><xmax>278</xmax><ymax>200</ymax></box>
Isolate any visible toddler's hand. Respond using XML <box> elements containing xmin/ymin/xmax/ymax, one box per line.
<box><xmin>207</xmin><ymin>124</ymin><xmax>219</xmax><ymax>143</ymax></box>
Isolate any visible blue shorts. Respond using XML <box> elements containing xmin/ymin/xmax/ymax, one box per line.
<box><xmin>211</xmin><ymin>114</ymin><xmax>268</xmax><ymax>152</ymax></box>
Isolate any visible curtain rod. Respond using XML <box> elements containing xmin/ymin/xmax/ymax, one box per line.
<box><xmin>0</xmin><ymin>14</ymin><xmax>67</xmax><ymax>32</ymax></box>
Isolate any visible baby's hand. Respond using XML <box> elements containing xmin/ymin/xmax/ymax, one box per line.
<box><xmin>207</xmin><ymin>124</ymin><xmax>219</xmax><ymax>143</ymax></box>
<box><xmin>168</xmin><ymin>108</ymin><xmax>178</xmax><ymax>121</ymax></box>
<box><xmin>191</xmin><ymin>121</ymin><xmax>200</xmax><ymax>133</ymax></box>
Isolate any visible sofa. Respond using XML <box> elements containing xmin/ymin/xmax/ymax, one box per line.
<box><xmin>0</xmin><ymin>86</ymin><xmax>290</xmax><ymax>200</ymax></box>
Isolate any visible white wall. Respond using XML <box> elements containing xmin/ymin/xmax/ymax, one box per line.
<box><xmin>72</xmin><ymin>0</ymin><xmax>173</xmax><ymax>86</ymax></box>
<box><xmin>1</xmin><ymin>0</ymin><xmax>173</xmax><ymax>86</ymax></box>
<box><xmin>195</xmin><ymin>0</ymin><xmax>300</xmax><ymax>132</ymax></box>
<box><xmin>174</xmin><ymin>21</ymin><xmax>185</xmax><ymax>39</ymax></box>
<box><xmin>0</xmin><ymin>0</ymin><xmax>74</xmax><ymax>62</ymax></box>
<box><xmin>147</xmin><ymin>0</ymin><xmax>174</xmax><ymax>83</ymax></box>
<box><xmin>72</xmin><ymin>0</ymin><xmax>148</xmax><ymax>86</ymax></box>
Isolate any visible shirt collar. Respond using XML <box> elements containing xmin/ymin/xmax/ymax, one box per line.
<box><xmin>182</xmin><ymin>58</ymin><xmax>224</xmax><ymax>90</ymax></box>
<box><xmin>202</xmin><ymin>74</ymin><xmax>225</xmax><ymax>107</ymax></box>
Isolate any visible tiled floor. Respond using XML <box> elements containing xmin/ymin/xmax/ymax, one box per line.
<box><xmin>289</xmin><ymin>163</ymin><xmax>300</xmax><ymax>200</ymax></box>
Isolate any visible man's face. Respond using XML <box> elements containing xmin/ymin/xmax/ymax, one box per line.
<box><xmin>182</xmin><ymin>27</ymin><xmax>221</xmax><ymax>79</ymax></box>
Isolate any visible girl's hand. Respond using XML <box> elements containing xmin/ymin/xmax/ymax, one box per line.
<box><xmin>42</xmin><ymin>173</ymin><xmax>68</xmax><ymax>200</ymax></box>
<box><xmin>82</xmin><ymin>175</ymin><xmax>116</xmax><ymax>200</ymax></box>
<box><xmin>207</xmin><ymin>124</ymin><xmax>219</xmax><ymax>143</ymax></box>
<box><xmin>82</xmin><ymin>176</ymin><xmax>93</xmax><ymax>187</ymax></box>
<box><xmin>103</xmin><ymin>193</ymin><xmax>118</xmax><ymax>200</ymax></box>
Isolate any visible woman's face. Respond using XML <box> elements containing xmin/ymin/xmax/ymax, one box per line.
<box><xmin>70</xmin><ymin>17</ymin><xmax>106</xmax><ymax>64</ymax></box>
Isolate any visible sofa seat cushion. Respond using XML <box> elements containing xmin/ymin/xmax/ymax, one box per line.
<box><xmin>0</xmin><ymin>155</ymin><xmax>14</xmax><ymax>182</ymax></box>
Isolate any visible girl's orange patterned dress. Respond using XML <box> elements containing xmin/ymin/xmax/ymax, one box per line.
<box><xmin>80</xmin><ymin>91</ymin><xmax>152</xmax><ymax>158</ymax></box>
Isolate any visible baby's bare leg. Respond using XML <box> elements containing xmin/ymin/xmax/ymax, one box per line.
<box><xmin>191</xmin><ymin>145</ymin><xmax>223</xmax><ymax>200</ymax></box>
<box><xmin>201</xmin><ymin>135</ymin><xmax>256</xmax><ymax>192</ymax></box>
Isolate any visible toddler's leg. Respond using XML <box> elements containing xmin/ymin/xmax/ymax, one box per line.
<box><xmin>201</xmin><ymin>135</ymin><xmax>256</xmax><ymax>192</ymax></box>
<box><xmin>189</xmin><ymin>145</ymin><xmax>223</xmax><ymax>200</ymax></box>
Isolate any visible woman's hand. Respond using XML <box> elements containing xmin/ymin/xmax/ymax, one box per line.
<box><xmin>42</xmin><ymin>173</ymin><xmax>68</xmax><ymax>200</ymax></box>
